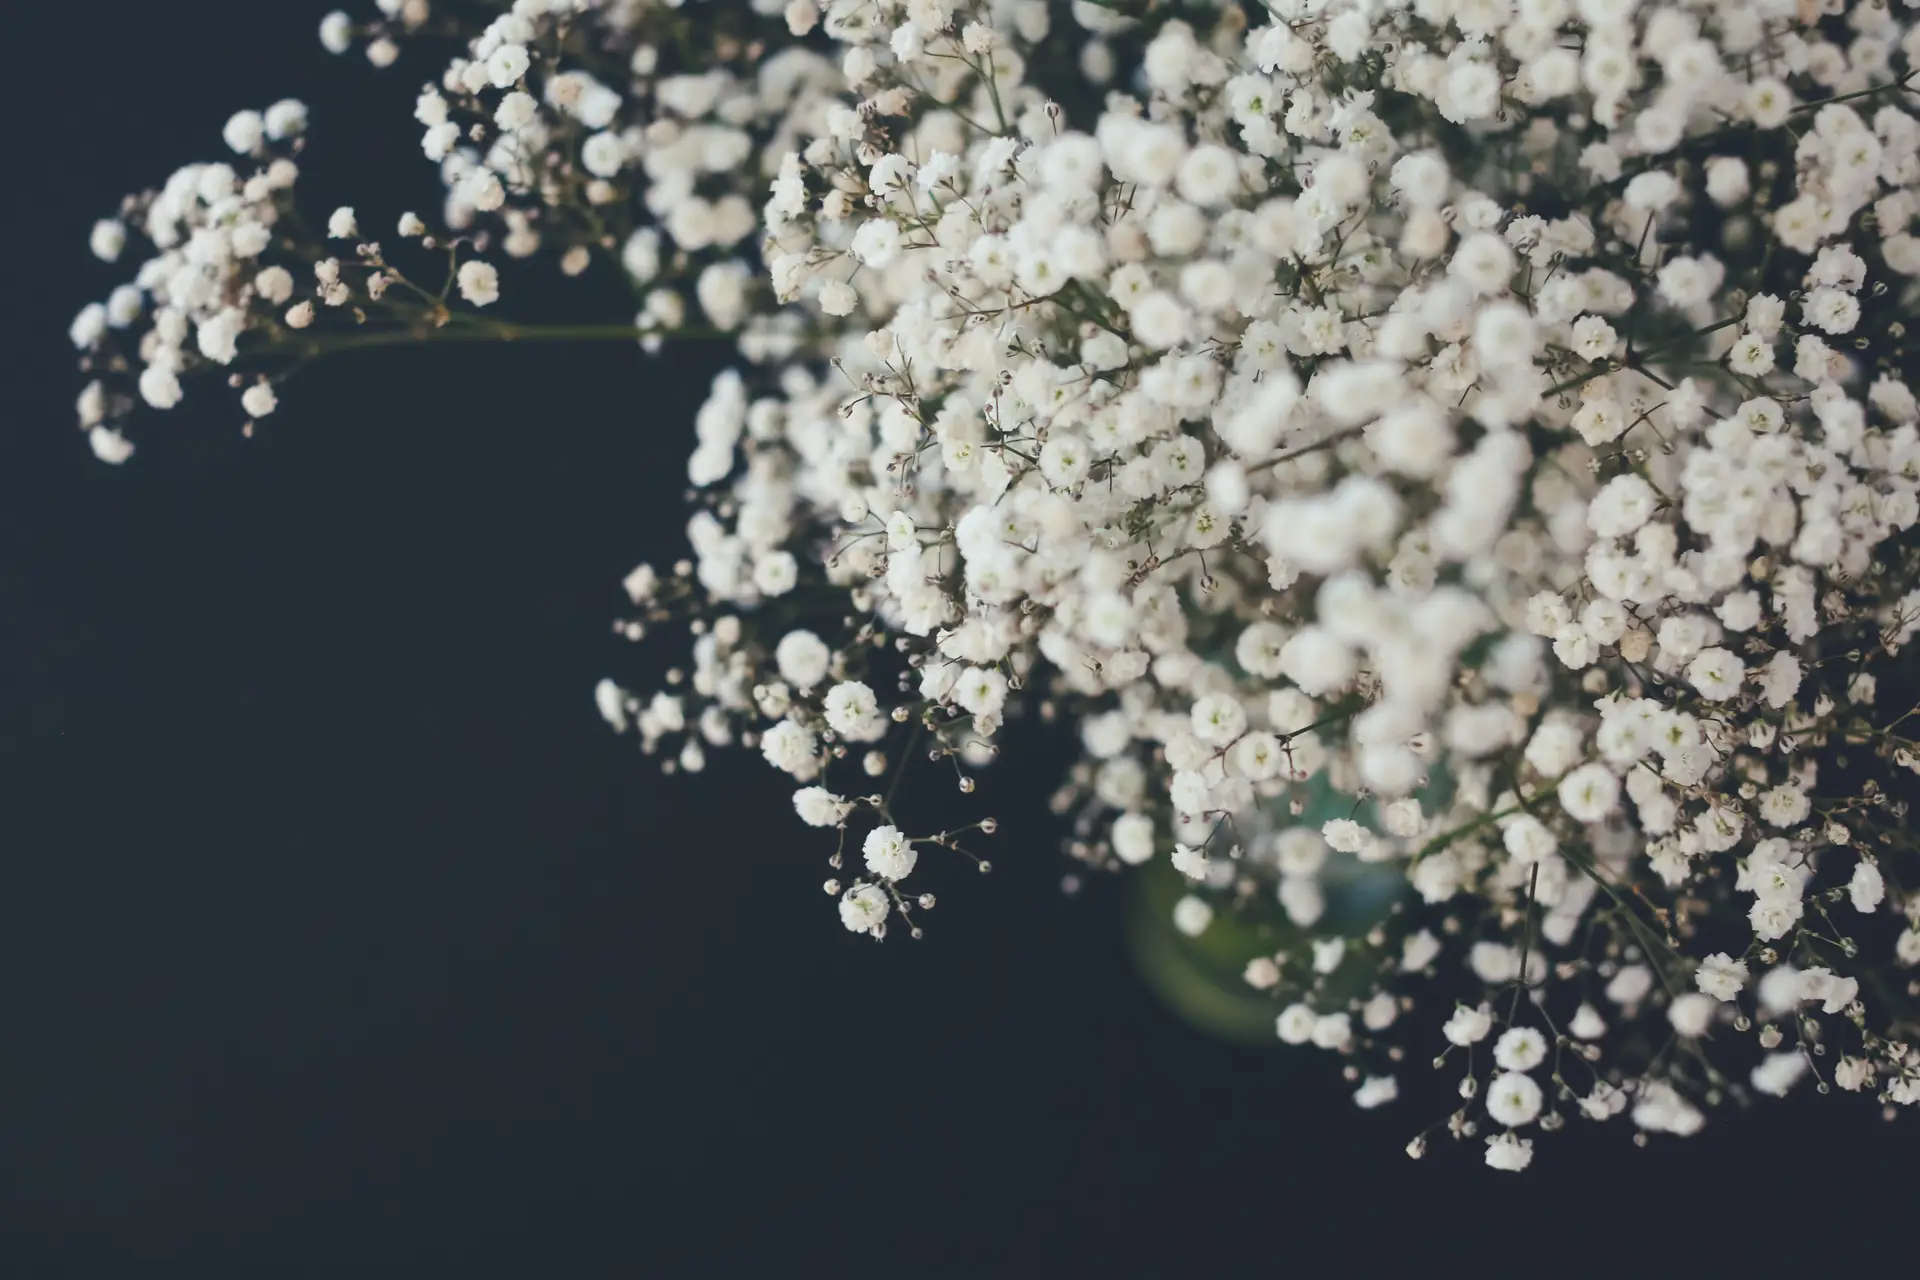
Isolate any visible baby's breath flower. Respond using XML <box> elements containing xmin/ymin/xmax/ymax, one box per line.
<box><xmin>318</xmin><ymin>11</ymin><xmax>351</xmax><ymax>56</ymax></box>
<box><xmin>1484</xmin><ymin>1133</ymin><xmax>1534</xmax><ymax>1173</ymax></box>
<box><xmin>240</xmin><ymin>383</ymin><xmax>277</xmax><ymax>418</ymax></box>
<box><xmin>71</xmin><ymin>0</ymin><xmax>1920</xmax><ymax>1172</ymax></box>
<box><xmin>1695</xmin><ymin>954</ymin><xmax>1748</xmax><ymax>1003</ymax></box>
<box><xmin>838</xmin><ymin>884</ymin><xmax>889</xmax><ymax>937</ymax></box>
<box><xmin>1486</xmin><ymin>1073</ymin><xmax>1543</xmax><ymax>1128</ymax></box>
<box><xmin>1493</xmin><ymin>1028</ymin><xmax>1548</xmax><ymax>1073</ymax></box>
<box><xmin>457</xmin><ymin>260</ymin><xmax>500</xmax><ymax>307</ymax></box>
<box><xmin>861</xmin><ymin>825</ymin><xmax>917</xmax><ymax>882</ymax></box>
<box><xmin>1444</xmin><ymin>1004</ymin><xmax>1494</xmax><ymax>1047</ymax></box>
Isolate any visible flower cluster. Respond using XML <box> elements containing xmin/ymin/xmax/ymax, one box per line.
<box><xmin>72</xmin><ymin>0</ymin><xmax>1920</xmax><ymax>1169</ymax></box>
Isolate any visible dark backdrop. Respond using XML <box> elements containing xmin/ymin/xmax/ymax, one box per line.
<box><xmin>1</xmin><ymin>4</ymin><xmax>1909</xmax><ymax>1275</ymax></box>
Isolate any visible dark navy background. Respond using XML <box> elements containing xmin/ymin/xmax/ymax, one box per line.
<box><xmin>0</xmin><ymin>5</ymin><xmax>1908</xmax><ymax>1273</ymax></box>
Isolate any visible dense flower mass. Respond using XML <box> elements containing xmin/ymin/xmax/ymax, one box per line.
<box><xmin>70</xmin><ymin>0</ymin><xmax>1920</xmax><ymax>1167</ymax></box>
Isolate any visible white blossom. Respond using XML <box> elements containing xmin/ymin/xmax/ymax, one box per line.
<box><xmin>862</xmin><ymin>825</ymin><xmax>917</xmax><ymax>881</ymax></box>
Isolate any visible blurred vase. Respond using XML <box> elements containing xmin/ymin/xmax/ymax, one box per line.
<box><xmin>1123</xmin><ymin>767</ymin><xmax>1443</xmax><ymax>1044</ymax></box>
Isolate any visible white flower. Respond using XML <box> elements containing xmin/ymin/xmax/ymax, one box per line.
<box><xmin>496</xmin><ymin>91</ymin><xmax>538</xmax><ymax>131</ymax></box>
<box><xmin>1448</xmin><ymin>232</ymin><xmax>1514</xmax><ymax>294</ymax></box>
<box><xmin>817</xmin><ymin>281</ymin><xmax>857</xmax><ymax>316</ymax></box>
<box><xmin>241</xmin><ymin>383</ymin><xmax>278</xmax><ymax>418</ymax></box>
<box><xmin>1171</xmin><ymin>895</ymin><xmax>1213</xmax><ymax>937</ymax></box>
<box><xmin>1656</xmin><ymin>255</ymin><xmax>1722</xmax><ymax>308</ymax></box>
<box><xmin>1726</xmin><ymin>333</ymin><xmax>1776</xmax><ymax>377</ymax></box>
<box><xmin>1834</xmin><ymin>1057</ymin><xmax>1873</xmax><ymax>1092</ymax></box>
<box><xmin>1850</xmin><ymin>860</ymin><xmax>1885</xmax><ymax>912</ymax></box>
<box><xmin>1749</xmin><ymin>896</ymin><xmax>1804</xmax><ymax>942</ymax></box>
<box><xmin>1484</xmin><ymin>1133</ymin><xmax>1534</xmax><ymax>1172</ymax></box>
<box><xmin>774</xmin><ymin>630</ymin><xmax>830</xmax><ymax>690</ymax></box>
<box><xmin>1186</xmin><ymin>694</ymin><xmax>1245</xmax><ymax>747</ymax></box>
<box><xmin>1400</xmin><ymin>930</ymin><xmax>1441</xmax><ymax>972</ymax></box>
<box><xmin>64</xmin><ymin>305</ymin><xmax>107</xmax><ymax>353</ymax></box>
<box><xmin>1176</xmin><ymin>144</ymin><xmax>1240</xmax><ymax>207</ymax></box>
<box><xmin>1276</xmin><ymin>1003</ymin><xmax>1316</xmax><ymax>1045</ymax></box>
<box><xmin>1310</xmin><ymin>1012</ymin><xmax>1353</xmax><ymax>1051</ymax></box>
<box><xmin>1353</xmin><ymin>1076</ymin><xmax>1398</xmax><ymax>1109</ymax></box>
<box><xmin>785</xmin><ymin>0</ymin><xmax>819</xmax><ymax>36</ymax></box>
<box><xmin>1607</xmin><ymin>964</ymin><xmax>1654</xmax><ymax>1007</ymax></box>
<box><xmin>1130</xmin><ymin>291</ymin><xmax>1190</xmax><ymax>349</ymax></box>
<box><xmin>1685</xmin><ymin>648</ymin><xmax>1745</xmax><ymax>702</ymax></box>
<box><xmin>1745</xmin><ymin>78</ymin><xmax>1793</xmax><ymax>128</ymax></box>
<box><xmin>1493</xmin><ymin>1026</ymin><xmax>1547</xmax><ymax>1072</ymax></box>
<box><xmin>838</xmin><ymin>884</ymin><xmax>890</xmax><ymax>936</ymax></box>
<box><xmin>1571</xmin><ymin>398</ymin><xmax>1626</xmax><ymax>446</ymax></box>
<box><xmin>848</xmin><ymin>218</ymin><xmax>902</xmax><ymax>268</ymax></box>
<box><xmin>327</xmin><ymin>206</ymin><xmax>358</xmax><ymax>239</ymax></box>
<box><xmin>1557</xmin><ymin>763</ymin><xmax>1620</xmax><ymax>823</ymax></box>
<box><xmin>954</xmin><ymin>666</ymin><xmax>1008</xmax><ymax>718</ymax></box>
<box><xmin>593</xmin><ymin>679</ymin><xmax>628</xmax><ymax>733</ymax></box>
<box><xmin>1111</xmin><ymin>813</ymin><xmax>1155</xmax><ymax>866</ymax></box>
<box><xmin>256</xmin><ymin>266</ymin><xmax>295</xmax><ymax>303</ymax></box>
<box><xmin>759</xmin><ymin>720</ymin><xmax>818</xmax><ymax>779</ymax></box>
<box><xmin>457</xmin><ymin>260</ymin><xmax>501</xmax><ymax>307</ymax></box>
<box><xmin>582</xmin><ymin>131</ymin><xmax>626</xmax><ymax>178</ymax></box>
<box><xmin>793</xmin><ymin>788</ymin><xmax>851</xmax><ymax>828</ymax></box>
<box><xmin>1486</xmin><ymin>1072</ymin><xmax>1543</xmax><ymax>1127</ymax></box>
<box><xmin>1587</xmin><ymin>474</ymin><xmax>1656</xmax><ymax>539</ymax></box>
<box><xmin>862</xmin><ymin>825</ymin><xmax>917</xmax><ymax>881</ymax></box>
<box><xmin>1443</xmin><ymin>1003</ymin><xmax>1493</xmax><ymax>1046</ymax></box>
<box><xmin>1443</xmin><ymin>62</ymin><xmax>1502</xmax><ymax>123</ymax></box>
<box><xmin>1798</xmin><ymin>967</ymin><xmax>1859</xmax><ymax>1015</ymax></box>
<box><xmin>462</xmin><ymin>169</ymin><xmax>505</xmax><ymax>213</ymax></box>
<box><xmin>1897</xmin><ymin>930</ymin><xmax>1920</xmax><ymax>967</ymax></box>
<box><xmin>1231</xmin><ymin>732</ymin><xmax>1282</xmax><ymax>782</ymax></box>
<box><xmin>1570</xmin><ymin>315</ymin><xmax>1618</xmax><ymax>360</ymax></box>
<box><xmin>264</xmin><ymin>99</ymin><xmax>307</xmax><ymax>140</ymax></box>
<box><xmin>1321</xmin><ymin>819</ymin><xmax>1369</xmax><ymax>854</ymax></box>
<box><xmin>486</xmin><ymin>43</ymin><xmax>530</xmax><ymax>88</ymax></box>
<box><xmin>1803</xmin><ymin>287</ymin><xmax>1860</xmax><ymax>336</ymax></box>
<box><xmin>753</xmin><ymin>552</ymin><xmax>798</xmax><ymax>597</ymax></box>
<box><xmin>1751</xmin><ymin>1052</ymin><xmax>1808</xmax><ymax>1098</ymax></box>
<box><xmin>318</xmin><ymin>11</ymin><xmax>352</xmax><ymax>55</ymax></box>
<box><xmin>1243</xmin><ymin>957</ymin><xmax>1281</xmax><ymax>990</ymax></box>
<box><xmin>823</xmin><ymin>681</ymin><xmax>884</xmax><ymax>740</ymax></box>
<box><xmin>87</xmin><ymin>426</ymin><xmax>135</xmax><ymax>465</ymax></box>
<box><xmin>1758</xmin><ymin>785</ymin><xmax>1811</xmax><ymax>828</ymax></box>
<box><xmin>138</xmin><ymin>365</ymin><xmax>183</xmax><ymax>411</ymax></box>
<box><xmin>1170</xmin><ymin>843</ymin><xmax>1210</xmax><ymax>880</ymax></box>
<box><xmin>223</xmin><ymin>110</ymin><xmax>266</xmax><ymax>154</ymax></box>
<box><xmin>1668</xmin><ymin>993</ymin><xmax>1716</xmax><ymax>1038</ymax></box>
<box><xmin>1632</xmin><ymin>1082</ymin><xmax>1705</xmax><ymax>1134</ymax></box>
<box><xmin>89</xmin><ymin>219</ymin><xmax>127</xmax><ymax>263</ymax></box>
<box><xmin>1694</xmin><ymin>953</ymin><xmax>1748</xmax><ymax>1002</ymax></box>
<box><xmin>196</xmin><ymin>309</ymin><xmax>245</xmax><ymax>365</ymax></box>
<box><xmin>884</xmin><ymin>511</ymin><xmax>917</xmax><ymax>552</ymax></box>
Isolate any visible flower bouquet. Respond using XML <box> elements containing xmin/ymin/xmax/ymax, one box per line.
<box><xmin>67</xmin><ymin>0</ymin><xmax>1920</xmax><ymax>1170</ymax></box>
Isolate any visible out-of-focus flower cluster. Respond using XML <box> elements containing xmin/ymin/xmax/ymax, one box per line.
<box><xmin>72</xmin><ymin>0</ymin><xmax>1920</xmax><ymax>1169</ymax></box>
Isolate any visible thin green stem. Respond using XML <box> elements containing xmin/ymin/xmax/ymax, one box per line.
<box><xmin>1509</xmin><ymin>862</ymin><xmax>1541</xmax><ymax>1025</ymax></box>
<box><xmin>1411</xmin><ymin>777</ymin><xmax>1562</xmax><ymax>866</ymax></box>
<box><xmin>301</xmin><ymin>321</ymin><xmax>656</xmax><ymax>355</ymax></box>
